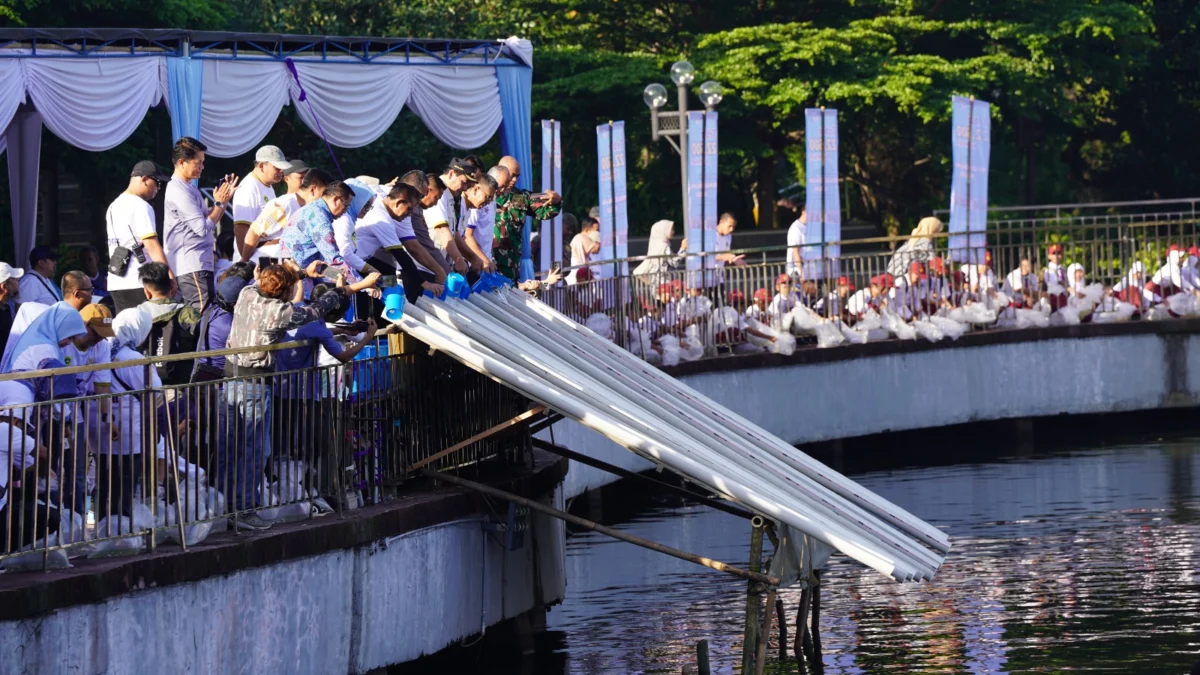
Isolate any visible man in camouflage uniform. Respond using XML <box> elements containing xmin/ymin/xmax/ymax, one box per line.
<box><xmin>493</xmin><ymin>155</ymin><xmax>562</xmax><ymax>283</ymax></box>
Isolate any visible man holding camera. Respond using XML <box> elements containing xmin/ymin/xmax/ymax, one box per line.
<box><xmin>106</xmin><ymin>160</ymin><xmax>172</xmax><ymax>313</ymax></box>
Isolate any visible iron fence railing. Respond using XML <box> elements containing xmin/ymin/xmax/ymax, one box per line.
<box><xmin>0</xmin><ymin>334</ymin><xmax>530</xmax><ymax>570</ymax></box>
<box><xmin>541</xmin><ymin>215</ymin><xmax>1199</xmax><ymax>358</ymax></box>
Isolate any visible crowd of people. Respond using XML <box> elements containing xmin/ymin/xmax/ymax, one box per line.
<box><xmin>0</xmin><ymin>138</ymin><xmax>565</xmax><ymax>552</ymax></box>
<box><xmin>555</xmin><ymin>211</ymin><xmax>1200</xmax><ymax>365</ymax></box>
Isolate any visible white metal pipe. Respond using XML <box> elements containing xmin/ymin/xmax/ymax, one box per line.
<box><xmin>414</xmin><ymin>298</ymin><xmax>935</xmax><ymax>579</ymax></box>
<box><xmin>502</xmin><ymin>288</ymin><xmax>951</xmax><ymax>554</ymax></box>
<box><xmin>395</xmin><ymin>306</ymin><xmax>922</xmax><ymax>581</ymax></box>
<box><xmin>461</xmin><ymin>293</ymin><xmax>946</xmax><ymax>573</ymax></box>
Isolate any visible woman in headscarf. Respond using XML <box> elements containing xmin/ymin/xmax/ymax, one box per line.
<box><xmin>94</xmin><ymin>309</ymin><xmax>158</xmax><ymax>521</ymax></box>
<box><xmin>1150</xmin><ymin>245</ymin><xmax>1185</xmax><ymax>298</ymax></box>
<box><xmin>1066</xmin><ymin>263</ymin><xmax>1087</xmax><ymax>296</ymax></box>
<box><xmin>1</xmin><ymin>303</ymin><xmax>87</xmax><ymax>373</ymax></box>
<box><xmin>886</xmin><ymin>217</ymin><xmax>943</xmax><ymax>277</ymax></box>
<box><xmin>633</xmin><ymin>220</ymin><xmax>688</xmax><ymax>287</ymax></box>
<box><xmin>0</xmin><ymin>357</ymin><xmax>77</xmax><ymax>551</ymax></box>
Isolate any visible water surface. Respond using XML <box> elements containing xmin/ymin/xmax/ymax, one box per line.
<box><xmin>540</xmin><ymin>441</ymin><xmax>1200</xmax><ymax>673</ymax></box>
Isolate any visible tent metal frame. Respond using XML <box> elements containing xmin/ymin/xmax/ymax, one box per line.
<box><xmin>0</xmin><ymin>29</ymin><xmax>526</xmax><ymax>66</ymax></box>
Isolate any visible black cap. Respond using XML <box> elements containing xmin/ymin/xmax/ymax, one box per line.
<box><xmin>283</xmin><ymin>159</ymin><xmax>310</xmax><ymax>177</ymax></box>
<box><xmin>131</xmin><ymin>160</ymin><xmax>169</xmax><ymax>182</ymax></box>
<box><xmin>447</xmin><ymin>158</ymin><xmax>478</xmax><ymax>182</ymax></box>
<box><xmin>29</xmin><ymin>245</ymin><xmax>59</xmax><ymax>264</ymax></box>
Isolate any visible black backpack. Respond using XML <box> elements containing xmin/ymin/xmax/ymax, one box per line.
<box><xmin>141</xmin><ymin>306</ymin><xmax>198</xmax><ymax>385</ymax></box>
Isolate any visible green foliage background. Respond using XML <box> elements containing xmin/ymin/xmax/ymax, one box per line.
<box><xmin>1</xmin><ymin>0</ymin><xmax>1197</xmax><ymax>245</ymax></box>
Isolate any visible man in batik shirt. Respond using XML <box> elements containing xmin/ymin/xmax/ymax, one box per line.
<box><xmin>493</xmin><ymin>155</ymin><xmax>562</xmax><ymax>283</ymax></box>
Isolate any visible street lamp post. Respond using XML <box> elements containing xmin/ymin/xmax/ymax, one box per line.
<box><xmin>644</xmin><ymin>62</ymin><xmax>723</xmax><ymax>249</ymax></box>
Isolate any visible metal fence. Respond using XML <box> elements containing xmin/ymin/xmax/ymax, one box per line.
<box><xmin>0</xmin><ymin>335</ymin><xmax>531</xmax><ymax>569</ymax></box>
<box><xmin>541</xmin><ymin>211</ymin><xmax>1200</xmax><ymax>356</ymax></box>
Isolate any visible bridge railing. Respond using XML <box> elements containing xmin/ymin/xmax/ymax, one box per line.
<box><xmin>0</xmin><ymin>335</ymin><xmax>530</xmax><ymax>569</ymax></box>
<box><xmin>540</xmin><ymin>214</ymin><xmax>1198</xmax><ymax>357</ymax></box>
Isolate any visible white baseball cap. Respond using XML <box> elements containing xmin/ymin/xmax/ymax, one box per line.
<box><xmin>0</xmin><ymin>262</ymin><xmax>25</xmax><ymax>283</ymax></box>
<box><xmin>255</xmin><ymin>145</ymin><xmax>293</xmax><ymax>171</ymax></box>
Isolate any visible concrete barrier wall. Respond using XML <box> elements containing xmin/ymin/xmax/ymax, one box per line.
<box><xmin>553</xmin><ymin>328</ymin><xmax>1200</xmax><ymax>500</ymax></box>
<box><xmin>0</xmin><ymin>487</ymin><xmax>567</xmax><ymax>675</ymax></box>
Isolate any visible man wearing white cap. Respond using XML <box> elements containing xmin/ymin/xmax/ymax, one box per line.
<box><xmin>0</xmin><ymin>262</ymin><xmax>23</xmax><ymax>354</ymax></box>
<box><xmin>232</xmin><ymin>145</ymin><xmax>292</xmax><ymax>258</ymax></box>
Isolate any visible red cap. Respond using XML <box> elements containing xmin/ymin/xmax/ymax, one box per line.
<box><xmin>870</xmin><ymin>275</ymin><xmax>883</xmax><ymax>287</ymax></box>
<box><xmin>657</xmin><ymin>282</ymin><xmax>671</xmax><ymax>294</ymax></box>
<box><xmin>776</xmin><ymin>273</ymin><xmax>792</xmax><ymax>285</ymax></box>
<box><xmin>753</xmin><ymin>288</ymin><xmax>769</xmax><ymax>302</ymax></box>
<box><xmin>931</xmin><ymin>257</ymin><xmax>945</xmax><ymax>274</ymax></box>
<box><xmin>670</xmin><ymin>279</ymin><xmax>684</xmax><ymax>290</ymax></box>
<box><xmin>1048</xmin><ymin>244</ymin><xmax>1063</xmax><ymax>255</ymax></box>
<box><xmin>953</xmin><ymin>270</ymin><xmax>965</xmax><ymax>284</ymax></box>
<box><xmin>640</xmin><ymin>297</ymin><xmax>655</xmax><ymax>311</ymax></box>
<box><xmin>1189</xmin><ymin>246</ymin><xmax>1200</xmax><ymax>258</ymax></box>
<box><xmin>983</xmin><ymin>250</ymin><xmax>993</xmax><ymax>264</ymax></box>
<box><xmin>881</xmin><ymin>273</ymin><xmax>895</xmax><ymax>289</ymax></box>
<box><xmin>1169</xmin><ymin>244</ymin><xmax>1182</xmax><ymax>254</ymax></box>
<box><xmin>908</xmin><ymin>261</ymin><xmax>924</xmax><ymax>274</ymax></box>
<box><xmin>727</xmin><ymin>289</ymin><xmax>745</xmax><ymax>304</ymax></box>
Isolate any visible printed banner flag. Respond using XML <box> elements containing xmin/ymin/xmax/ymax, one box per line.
<box><xmin>948</xmin><ymin>96</ymin><xmax>990</xmax><ymax>263</ymax></box>
<box><xmin>540</xmin><ymin>120</ymin><xmax>555</xmax><ymax>272</ymax></box>
<box><xmin>803</xmin><ymin>109</ymin><xmax>840</xmax><ymax>278</ymax></box>
<box><xmin>612</xmin><ymin>121</ymin><xmax>629</xmax><ymax>277</ymax></box>
<box><xmin>596</xmin><ymin>123</ymin><xmax>615</xmax><ymax>279</ymax></box>
<box><xmin>703</xmin><ymin>111</ymin><xmax>719</xmax><ymax>285</ymax></box>
<box><xmin>686</xmin><ymin>111</ymin><xmax>705</xmax><ymax>278</ymax></box>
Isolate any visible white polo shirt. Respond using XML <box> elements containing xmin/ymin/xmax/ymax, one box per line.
<box><xmin>231</xmin><ymin>173</ymin><xmax>277</xmax><ymax>230</ymax></box>
<box><xmin>106</xmin><ymin>192</ymin><xmax>159</xmax><ymax>291</ymax></box>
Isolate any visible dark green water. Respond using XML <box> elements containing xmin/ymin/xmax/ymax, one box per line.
<box><xmin>537</xmin><ymin>440</ymin><xmax>1200</xmax><ymax>673</ymax></box>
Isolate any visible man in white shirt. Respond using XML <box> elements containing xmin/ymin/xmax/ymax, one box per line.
<box><xmin>427</xmin><ymin>159</ymin><xmax>485</xmax><ymax>277</ymax></box>
<box><xmin>240</xmin><ymin>168</ymin><xmax>333</xmax><ymax>265</ymax></box>
<box><xmin>457</xmin><ymin>165</ymin><xmax>506</xmax><ymax>273</ymax></box>
<box><xmin>232</xmin><ymin>145</ymin><xmax>291</xmax><ymax>258</ymax></box>
<box><xmin>355</xmin><ymin>184</ymin><xmax>445</xmax><ymax>301</ymax></box>
<box><xmin>19</xmin><ymin>246</ymin><xmax>61</xmax><ymax>306</ymax></box>
<box><xmin>1004</xmin><ymin>258</ymin><xmax>1038</xmax><ymax>308</ymax></box>
<box><xmin>786</xmin><ymin>208</ymin><xmax>807</xmax><ymax>278</ymax></box>
<box><xmin>107</xmin><ymin>160</ymin><xmax>171</xmax><ymax>312</ymax></box>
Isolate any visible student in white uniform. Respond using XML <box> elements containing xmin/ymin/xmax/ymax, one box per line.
<box><xmin>231</xmin><ymin>145</ymin><xmax>291</xmax><ymax>258</ymax></box>
<box><xmin>240</xmin><ymin>168</ymin><xmax>333</xmax><ymax>264</ymax></box>
<box><xmin>816</xmin><ymin>276</ymin><xmax>853</xmax><ymax>320</ymax></box>
<box><xmin>1150</xmin><ymin>245</ymin><xmax>1185</xmax><ymax>298</ymax></box>
<box><xmin>1004</xmin><ymin>258</ymin><xmax>1038</xmax><ymax>307</ymax></box>
<box><xmin>961</xmin><ymin>250</ymin><xmax>997</xmax><ymax>301</ymax></box>
<box><xmin>1114</xmin><ymin>261</ymin><xmax>1158</xmax><ymax>312</ymax></box>
<box><xmin>60</xmin><ymin>304</ymin><xmax>117</xmax><ymax>516</ymax></box>
<box><xmin>891</xmin><ymin>262</ymin><xmax>929</xmax><ymax>320</ymax></box>
<box><xmin>1066</xmin><ymin>263</ymin><xmax>1088</xmax><ymax>296</ymax></box>
<box><xmin>768</xmin><ymin>273</ymin><xmax>800</xmax><ymax>323</ymax></box>
<box><xmin>849</xmin><ymin>275</ymin><xmax>888</xmax><ymax>318</ymax></box>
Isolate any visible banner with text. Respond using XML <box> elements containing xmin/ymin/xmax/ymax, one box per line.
<box><xmin>803</xmin><ymin>108</ymin><xmax>841</xmax><ymax>278</ymax></box>
<box><xmin>596</xmin><ymin>122</ymin><xmax>615</xmax><ymax>279</ymax></box>
<box><xmin>540</xmin><ymin>120</ymin><xmax>563</xmax><ymax>272</ymax></box>
<box><xmin>948</xmin><ymin>96</ymin><xmax>991</xmax><ymax>263</ymax></box>
<box><xmin>612</xmin><ymin>121</ymin><xmax>629</xmax><ymax>277</ymax></box>
<box><xmin>686</xmin><ymin>111</ymin><xmax>705</xmax><ymax>278</ymax></box>
<box><xmin>703</xmin><ymin>111</ymin><xmax>719</xmax><ymax>285</ymax></box>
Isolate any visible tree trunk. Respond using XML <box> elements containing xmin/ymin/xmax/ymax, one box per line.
<box><xmin>755</xmin><ymin>156</ymin><xmax>776</xmax><ymax>229</ymax></box>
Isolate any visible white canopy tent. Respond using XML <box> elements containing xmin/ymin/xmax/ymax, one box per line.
<box><xmin>0</xmin><ymin>29</ymin><xmax>538</xmax><ymax>277</ymax></box>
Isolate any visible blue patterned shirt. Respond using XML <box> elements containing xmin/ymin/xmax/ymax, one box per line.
<box><xmin>280</xmin><ymin>199</ymin><xmax>353</xmax><ymax>280</ymax></box>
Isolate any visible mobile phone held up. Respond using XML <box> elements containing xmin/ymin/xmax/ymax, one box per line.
<box><xmin>377</xmin><ymin>275</ymin><xmax>398</xmax><ymax>288</ymax></box>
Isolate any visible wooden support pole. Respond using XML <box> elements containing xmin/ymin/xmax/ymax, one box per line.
<box><xmin>794</xmin><ymin>586</ymin><xmax>812</xmax><ymax>675</ymax></box>
<box><xmin>743</xmin><ymin>516</ymin><xmax>766</xmax><ymax>674</ymax></box>
<box><xmin>409</xmin><ymin>405</ymin><xmax>546</xmax><ymax>472</ymax></box>
<box><xmin>812</xmin><ymin>573</ymin><xmax>823</xmax><ymax>672</ymax></box>
<box><xmin>696</xmin><ymin>639</ymin><xmax>711</xmax><ymax>675</ymax></box>
<box><xmin>776</xmin><ymin>598</ymin><xmax>788</xmax><ymax>663</ymax></box>
<box><xmin>754</xmin><ymin>585</ymin><xmax>778</xmax><ymax>675</ymax></box>
<box><xmin>421</xmin><ymin>469</ymin><xmax>780</xmax><ymax>586</ymax></box>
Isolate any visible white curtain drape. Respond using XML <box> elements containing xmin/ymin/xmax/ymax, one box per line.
<box><xmin>0</xmin><ymin>60</ymin><xmax>25</xmax><ymax>145</ymax></box>
<box><xmin>408</xmin><ymin>65</ymin><xmax>503</xmax><ymax>150</ymax></box>
<box><xmin>199</xmin><ymin>59</ymin><xmax>292</xmax><ymax>157</ymax></box>
<box><xmin>23</xmin><ymin>57</ymin><xmax>166</xmax><ymax>151</ymax></box>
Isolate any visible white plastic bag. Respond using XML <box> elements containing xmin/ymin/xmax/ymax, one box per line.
<box><xmin>855</xmin><ymin>310</ymin><xmax>883</xmax><ymax>332</ymax></box>
<box><xmin>839</xmin><ymin>321</ymin><xmax>868</xmax><ymax>345</ymax></box>
<box><xmin>1014</xmin><ymin>308</ymin><xmax>1050</xmax><ymax>329</ymax></box>
<box><xmin>770</xmin><ymin>332</ymin><xmax>796</xmax><ymax>356</ymax></box>
<box><xmin>815</xmin><ymin>321</ymin><xmax>846</xmax><ymax>349</ymax></box>
<box><xmin>881</xmin><ymin>309</ymin><xmax>917</xmax><ymax>340</ymax></box>
<box><xmin>1093</xmin><ymin>301</ymin><xmax>1138</xmax><ymax>323</ymax></box>
<box><xmin>659</xmin><ymin>335</ymin><xmax>681</xmax><ymax>366</ymax></box>
<box><xmin>87</xmin><ymin>503</ymin><xmax>155</xmax><ymax>557</ymax></box>
<box><xmin>1144</xmin><ymin>305</ymin><xmax>1173</xmax><ymax>322</ymax></box>
<box><xmin>1166</xmin><ymin>292</ymin><xmax>1200</xmax><ymax>317</ymax></box>
<box><xmin>788</xmin><ymin>305</ymin><xmax>821</xmax><ymax>336</ymax></box>
<box><xmin>928</xmin><ymin>315</ymin><xmax>966</xmax><ymax>341</ymax></box>
<box><xmin>912</xmin><ymin>319</ymin><xmax>945</xmax><ymax>343</ymax></box>
<box><xmin>585</xmin><ymin>313</ymin><xmax>614</xmax><ymax>341</ymax></box>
